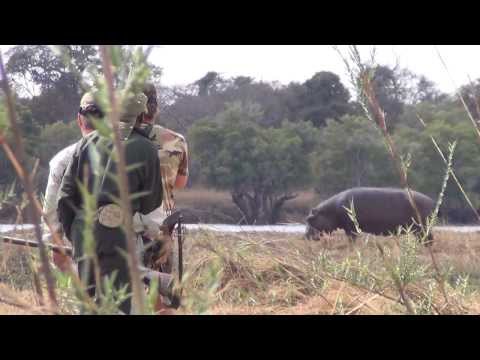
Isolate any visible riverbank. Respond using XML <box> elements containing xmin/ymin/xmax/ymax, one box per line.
<box><xmin>1</xmin><ymin>227</ymin><xmax>480</xmax><ymax>314</ymax></box>
<box><xmin>3</xmin><ymin>223</ymin><xmax>480</xmax><ymax>235</ymax></box>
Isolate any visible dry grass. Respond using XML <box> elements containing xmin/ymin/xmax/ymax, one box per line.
<box><xmin>177</xmin><ymin>229</ymin><xmax>480</xmax><ymax>315</ymax></box>
<box><xmin>0</xmin><ymin>284</ymin><xmax>53</xmax><ymax>315</ymax></box>
<box><xmin>2</xmin><ymin>228</ymin><xmax>480</xmax><ymax>315</ymax></box>
<box><xmin>175</xmin><ymin>188</ymin><xmax>240</xmax><ymax>223</ymax></box>
<box><xmin>176</xmin><ymin>188</ymin><xmax>234</xmax><ymax>208</ymax></box>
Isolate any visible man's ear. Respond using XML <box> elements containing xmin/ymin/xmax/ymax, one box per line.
<box><xmin>77</xmin><ymin>114</ymin><xmax>83</xmax><ymax>130</ymax></box>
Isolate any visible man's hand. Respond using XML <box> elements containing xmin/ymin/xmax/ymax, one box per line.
<box><xmin>154</xmin><ymin>233</ymin><xmax>173</xmax><ymax>265</ymax></box>
<box><xmin>133</xmin><ymin>212</ymin><xmax>162</xmax><ymax>240</ymax></box>
<box><xmin>53</xmin><ymin>251</ymin><xmax>73</xmax><ymax>273</ymax></box>
<box><xmin>134</xmin><ymin>212</ymin><xmax>175</xmax><ymax>269</ymax></box>
<box><xmin>48</xmin><ymin>230</ymin><xmax>73</xmax><ymax>273</ymax></box>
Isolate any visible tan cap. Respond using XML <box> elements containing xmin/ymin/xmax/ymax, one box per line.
<box><xmin>79</xmin><ymin>91</ymin><xmax>104</xmax><ymax>119</ymax></box>
<box><xmin>79</xmin><ymin>92</ymin><xmax>97</xmax><ymax>109</ymax></box>
<box><xmin>118</xmin><ymin>92</ymin><xmax>148</xmax><ymax>140</ymax></box>
<box><xmin>120</xmin><ymin>92</ymin><xmax>148</xmax><ymax>124</ymax></box>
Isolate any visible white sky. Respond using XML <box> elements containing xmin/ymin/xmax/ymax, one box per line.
<box><xmin>2</xmin><ymin>45</ymin><xmax>480</xmax><ymax>94</ymax></box>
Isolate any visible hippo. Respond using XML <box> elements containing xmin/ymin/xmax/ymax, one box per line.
<box><xmin>305</xmin><ymin>187</ymin><xmax>436</xmax><ymax>244</ymax></box>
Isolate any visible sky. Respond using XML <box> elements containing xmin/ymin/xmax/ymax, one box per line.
<box><xmin>2</xmin><ymin>45</ymin><xmax>480</xmax><ymax>94</ymax></box>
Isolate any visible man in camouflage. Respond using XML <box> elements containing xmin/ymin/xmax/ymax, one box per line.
<box><xmin>137</xmin><ymin>83</ymin><xmax>189</xmax><ymax>312</ymax></box>
<box><xmin>140</xmin><ymin>83</ymin><xmax>189</xmax><ymax>220</ymax></box>
<box><xmin>57</xmin><ymin>91</ymin><xmax>163</xmax><ymax>314</ymax></box>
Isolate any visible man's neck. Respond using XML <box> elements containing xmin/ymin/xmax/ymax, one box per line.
<box><xmin>81</xmin><ymin>128</ymin><xmax>94</xmax><ymax>137</ymax></box>
<box><xmin>142</xmin><ymin>116</ymin><xmax>154</xmax><ymax>125</ymax></box>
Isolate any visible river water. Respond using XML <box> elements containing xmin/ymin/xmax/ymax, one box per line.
<box><xmin>2</xmin><ymin>223</ymin><xmax>480</xmax><ymax>234</ymax></box>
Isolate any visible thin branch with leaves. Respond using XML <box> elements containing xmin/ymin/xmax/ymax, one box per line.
<box><xmin>0</xmin><ymin>50</ymin><xmax>58</xmax><ymax>309</ymax></box>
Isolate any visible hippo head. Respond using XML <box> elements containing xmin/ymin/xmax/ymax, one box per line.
<box><xmin>305</xmin><ymin>207</ymin><xmax>337</xmax><ymax>239</ymax></box>
<box><xmin>305</xmin><ymin>223</ymin><xmax>321</xmax><ymax>240</ymax></box>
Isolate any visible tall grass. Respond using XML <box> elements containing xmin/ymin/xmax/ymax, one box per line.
<box><xmin>3</xmin><ymin>45</ymin><xmax>480</xmax><ymax>315</ymax></box>
<box><xmin>176</xmin><ymin>230</ymin><xmax>478</xmax><ymax>315</ymax></box>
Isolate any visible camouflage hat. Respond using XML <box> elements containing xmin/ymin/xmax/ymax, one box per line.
<box><xmin>118</xmin><ymin>92</ymin><xmax>148</xmax><ymax>139</ymax></box>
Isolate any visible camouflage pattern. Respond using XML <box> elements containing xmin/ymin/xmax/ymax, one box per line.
<box><xmin>140</xmin><ymin>124</ymin><xmax>189</xmax><ymax>217</ymax></box>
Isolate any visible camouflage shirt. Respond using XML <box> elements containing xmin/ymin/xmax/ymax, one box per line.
<box><xmin>140</xmin><ymin>124</ymin><xmax>189</xmax><ymax>217</ymax></box>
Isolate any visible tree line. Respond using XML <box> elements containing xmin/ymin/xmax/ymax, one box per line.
<box><xmin>1</xmin><ymin>45</ymin><xmax>480</xmax><ymax>224</ymax></box>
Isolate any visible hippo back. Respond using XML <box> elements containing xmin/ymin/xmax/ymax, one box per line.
<box><xmin>336</xmin><ymin>187</ymin><xmax>434</xmax><ymax>235</ymax></box>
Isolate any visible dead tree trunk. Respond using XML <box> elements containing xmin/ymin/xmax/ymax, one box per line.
<box><xmin>268</xmin><ymin>193</ymin><xmax>298</xmax><ymax>224</ymax></box>
<box><xmin>231</xmin><ymin>188</ymin><xmax>298</xmax><ymax>225</ymax></box>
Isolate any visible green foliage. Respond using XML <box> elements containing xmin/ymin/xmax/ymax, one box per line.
<box><xmin>395</xmin><ymin>234</ymin><xmax>429</xmax><ymax>285</ymax></box>
<box><xmin>191</xmin><ymin>102</ymin><xmax>314</xmax><ymax>191</ymax></box>
<box><xmin>37</xmin><ymin>121</ymin><xmax>80</xmax><ymax>164</ymax></box>
<box><xmin>189</xmin><ymin>102</ymin><xmax>319</xmax><ymax>223</ymax></box>
<box><xmin>295</xmin><ymin>71</ymin><xmax>352</xmax><ymax>127</ymax></box>
<box><xmin>369</xmin><ymin>65</ymin><xmax>405</xmax><ymax>123</ymax></box>
<box><xmin>395</xmin><ymin>111</ymin><xmax>480</xmax><ymax>210</ymax></box>
<box><xmin>458</xmin><ymin>78</ymin><xmax>480</xmax><ymax>120</ymax></box>
<box><xmin>183</xmin><ymin>256</ymin><xmax>222</xmax><ymax>314</ymax></box>
<box><xmin>6</xmin><ymin>45</ymin><xmax>99</xmax><ymax>127</ymax></box>
<box><xmin>0</xmin><ymin>101</ymin><xmax>8</xmax><ymax>134</ymax></box>
<box><xmin>5</xmin><ymin>45</ymin><xmax>480</xmax><ymax>227</ymax></box>
<box><xmin>95</xmin><ymin>273</ymin><xmax>131</xmax><ymax>315</ymax></box>
<box><xmin>311</xmin><ymin>115</ymin><xmax>396</xmax><ymax>195</ymax></box>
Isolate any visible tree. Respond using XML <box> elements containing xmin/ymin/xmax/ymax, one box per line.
<box><xmin>6</xmin><ymin>45</ymin><xmax>100</xmax><ymax>125</ymax></box>
<box><xmin>369</xmin><ymin>65</ymin><xmax>405</xmax><ymax>126</ymax></box>
<box><xmin>189</xmin><ymin>103</ymin><xmax>315</xmax><ymax>224</ymax></box>
<box><xmin>367</xmin><ymin>66</ymin><xmax>445</xmax><ymax>126</ymax></box>
<box><xmin>34</xmin><ymin>121</ymin><xmax>81</xmax><ymax>192</ymax></box>
<box><xmin>6</xmin><ymin>45</ymin><xmax>100</xmax><ymax>93</ymax></box>
<box><xmin>37</xmin><ymin>121</ymin><xmax>80</xmax><ymax>164</ymax></box>
<box><xmin>311</xmin><ymin>115</ymin><xmax>397</xmax><ymax>196</ymax></box>
<box><xmin>223</xmin><ymin>78</ymin><xmax>287</xmax><ymax>128</ymax></box>
<box><xmin>194</xmin><ymin>71</ymin><xmax>228</xmax><ymax>97</ymax></box>
<box><xmin>458</xmin><ymin>79</ymin><xmax>480</xmax><ymax>120</ymax></box>
<box><xmin>412</xmin><ymin>75</ymin><xmax>445</xmax><ymax>104</ymax></box>
<box><xmin>288</xmin><ymin>72</ymin><xmax>352</xmax><ymax>127</ymax></box>
<box><xmin>395</xmin><ymin>107</ymin><xmax>480</xmax><ymax>222</ymax></box>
